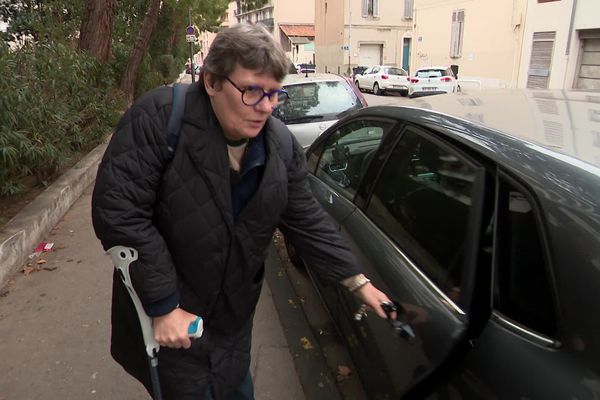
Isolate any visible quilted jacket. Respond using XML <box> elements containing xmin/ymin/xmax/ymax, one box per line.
<box><xmin>91</xmin><ymin>82</ymin><xmax>362</xmax><ymax>399</ymax></box>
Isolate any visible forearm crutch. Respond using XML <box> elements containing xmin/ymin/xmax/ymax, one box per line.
<box><xmin>108</xmin><ymin>246</ymin><xmax>163</xmax><ymax>400</ymax></box>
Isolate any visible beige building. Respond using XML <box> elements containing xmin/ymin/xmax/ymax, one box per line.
<box><xmin>236</xmin><ymin>0</ymin><xmax>316</xmax><ymax>64</ymax></box>
<box><xmin>315</xmin><ymin>0</ymin><xmax>414</xmax><ymax>75</ymax></box>
<box><xmin>412</xmin><ymin>0</ymin><xmax>527</xmax><ymax>89</ymax></box>
<box><xmin>518</xmin><ymin>0</ymin><xmax>600</xmax><ymax>90</ymax></box>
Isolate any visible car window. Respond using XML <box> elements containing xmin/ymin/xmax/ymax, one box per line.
<box><xmin>273</xmin><ymin>81</ymin><xmax>361</xmax><ymax>123</ymax></box>
<box><xmin>416</xmin><ymin>69</ymin><xmax>445</xmax><ymax>78</ymax></box>
<box><xmin>314</xmin><ymin>120</ymin><xmax>391</xmax><ymax>200</ymax></box>
<box><xmin>372</xmin><ymin>67</ymin><xmax>380</xmax><ymax>74</ymax></box>
<box><xmin>494</xmin><ymin>175</ymin><xmax>556</xmax><ymax>337</ymax></box>
<box><xmin>366</xmin><ymin>127</ymin><xmax>479</xmax><ymax>301</ymax></box>
<box><xmin>384</xmin><ymin>67</ymin><xmax>407</xmax><ymax>76</ymax></box>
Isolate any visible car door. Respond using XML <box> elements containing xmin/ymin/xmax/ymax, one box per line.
<box><xmin>311</xmin><ymin>122</ymin><xmax>488</xmax><ymax>398</ymax></box>
<box><xmin>356</xmin><ymin>67</ymin><xmax>373</xmax><ymax>89</ymax></box>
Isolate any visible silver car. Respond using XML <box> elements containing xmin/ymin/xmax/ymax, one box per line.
<box><xmin>273</xmin><ymin>73</ymin><xmax>367</xmax><ymax>149</ymax></box>
<box><xmin>294</xmin><ymin>89</ymin><xmax>600</xmax><ymax>399</ymax></box>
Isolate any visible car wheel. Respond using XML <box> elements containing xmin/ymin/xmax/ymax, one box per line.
<box><xmin>400</xmin><ymin>89</ymin><xmax>408</xmax><ymax>97</ymax></box>
<box><xmin>373</xmin><ymin>82</ymin><xmax>380</xmax><ymax>95</ymax></box>
<box><xmin>355</xmin><ymin>80</ymin><xmax>361</xmax><ymax>91</ymax></box>
<box><xmin>457</xmin><ymin>84</ymin><xmax>462</xmax><ymax>93</ymax></box>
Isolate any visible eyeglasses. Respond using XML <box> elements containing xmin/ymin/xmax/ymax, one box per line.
<box><xmin>225</xmin><ymin>77</ymin><xmax>289</xmax><ymax>107</ymax></box>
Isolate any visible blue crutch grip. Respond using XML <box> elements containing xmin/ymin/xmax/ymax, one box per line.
<box><xmin>188</xmin><ymin>316</ymin><xmax>204</xmax><ymax>339</ymax></box>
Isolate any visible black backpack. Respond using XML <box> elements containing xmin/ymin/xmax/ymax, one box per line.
<box><xmin>166</xmin><ymin>83</ymin><xmax>293</xmax><ymax>167</ymax></box>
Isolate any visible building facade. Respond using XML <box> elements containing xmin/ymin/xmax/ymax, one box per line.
<box><xmin>235</xmin><ymin>0</ymin><xmax>316</xmax><ymax>65</ymax></box>
<box><xmin>518</xmin><ymin>0</ymin><xmax>600</xmax><ymax>90</ymax></box>
<box><xmin>315</xmin><ymin>0</ymin><xmax>414</xmax><ymax>75</ymax></box>
<box><xmin>411</xmin><ymin>0</ymin><xmax>526</xmax><ymax>89</ymax></box>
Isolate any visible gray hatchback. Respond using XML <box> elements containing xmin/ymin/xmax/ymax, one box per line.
<box><xmin>295</xmin><ymin>89</ymin><xmax>600</xmax><ymax>399</ymax></box>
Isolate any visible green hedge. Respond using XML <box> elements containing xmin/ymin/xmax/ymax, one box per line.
<box><xmin>0</xmin><ymin>43</ymin><xmax>124</xmax><ymax>196</ymax></box>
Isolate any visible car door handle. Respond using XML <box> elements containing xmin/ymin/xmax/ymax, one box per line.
<box><xmin>381</xmin><ymin>301</ymin><xmax>417</xmax><ymax>343</ymax></box>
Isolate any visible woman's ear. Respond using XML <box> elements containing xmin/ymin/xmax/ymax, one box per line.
<box><xmin>204</xmin><ymin>72</ymin><xmax>218</xmax><ymax>95</ymax></box>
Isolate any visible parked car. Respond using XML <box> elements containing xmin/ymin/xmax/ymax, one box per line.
<box><xmin>409</xmin><ymin>65</ymin><xmax>459</xmax><ymax>97</ymax></box>
<box><xmin>272</xmin><ymin>73</ymin><xmax>367</xmax><ymax>149</ymax></box>
<box><xmin>295</xmin><ymin>63</ymin><xmax>316</xmax><ymax>74</ymax></box>
<box><xmin>354</xmin><ymin>65</ymin><xmax>410</xmax><ymax>96</ymax></box>
<box><xmin>289</xmin><ymin>89</ymin><xmax>600</xmax><ymax>399</ymax></box>
<box><xmin>185</xmin><ymin>64</ymin><xmax>200</xmax><ymax>75</ymax></box>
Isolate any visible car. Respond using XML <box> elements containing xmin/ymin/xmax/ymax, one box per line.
<box><xmin>295</xmin><ymin>63</ymin><xmax>316</xmax><ymax>74</ymax></box>
<box><xmin>354</xmin><ymin>65</ymin><xmax>410</xmax><ymax>96</ymax></box>
<box><xmin>289</xmin><ymin>89</ymin><xmax>600</xmax><ymax>399</ymax></box>
<box><xmin>409</xmin><ymin>65</ymin><xmax>459</xmax><ymax>97</ymax></box>
<box><xmin>272</xmin><ymin>73</ymin><xmax>367</xmax><ymax>149</ymax></box>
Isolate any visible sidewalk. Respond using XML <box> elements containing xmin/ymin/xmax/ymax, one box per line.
<box><xmin>0</xmin><ymin>149</ymin><xmax>306</xmax><ymax>400</ymax></box>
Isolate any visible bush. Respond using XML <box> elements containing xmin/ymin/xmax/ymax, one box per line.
<box><xmin>0</xmin><ymin>43</ymin><xmax>124</xmax><ymax>196</ymax></box>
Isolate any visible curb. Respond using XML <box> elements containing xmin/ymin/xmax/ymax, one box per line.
<box><xmin>0</xmin><ymin>140</ymin><xmax>107</xmax><ymax>288</ymax></box>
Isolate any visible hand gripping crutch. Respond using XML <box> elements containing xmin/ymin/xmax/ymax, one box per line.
<box><xmin>108</xmin><ymin>246</ymin><xmax>205</xmax><ymax>400</ymax></box>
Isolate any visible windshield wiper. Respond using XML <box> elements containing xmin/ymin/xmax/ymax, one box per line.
<box><xmin>282</xmin><ymin>115</ymin><xmax>325</xmax><ymax>124</ymax></box>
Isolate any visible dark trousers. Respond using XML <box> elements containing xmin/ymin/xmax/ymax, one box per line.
<box><xmin>205</xmin><ymin>371</ymin><xmax>254</xmax><ymax>400</ymax></box>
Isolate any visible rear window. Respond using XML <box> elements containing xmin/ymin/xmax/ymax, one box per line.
<box><xmin>273</xmin><ymin>81</ymin><xmax>361</xmax><ymax>123</ymax></box>
<box><xmin>384</xmin><ymin>67</ymin><xmax>407</xmax><ymax>76</ymax></box>
<box><xmin>416</xmin><ymin>69</ymin><xmax>450</xmax><ymax>78</ymax></box>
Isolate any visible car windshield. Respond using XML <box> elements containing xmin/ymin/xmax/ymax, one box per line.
<box><xmin>384</xmin><ymin>67</ymin><xmax>407</xmax><ymax>76</ymax></box>
<box><xmin>273</xmin><ymin>81</ymin><xmax>361</xmax><ymax>123</ymax></box>
<box><xmin>416</xmin><ymin>69</ymin><xmax>449</xmax><ymax>78</ymax></box>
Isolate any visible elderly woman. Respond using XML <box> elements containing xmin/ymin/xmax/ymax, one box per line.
<box><xmin>92</xmin><ymin>23</ymin><xmax>391</xmax><ymax>400</ymax></box>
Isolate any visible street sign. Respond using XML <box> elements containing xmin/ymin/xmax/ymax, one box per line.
<box><xmin>342</xmin><ymin>45</ymin><xmax>350</xmax><ymax>51</ymax></box>
<box><xmin>186</xmin><ymin>34</ymin><xmax>196</xmax><ymax>43</ymax></box>
<box><xmin>186</xmin><ymin>25</ymin><xmax>195</xmax><ymax>35</ymax></box>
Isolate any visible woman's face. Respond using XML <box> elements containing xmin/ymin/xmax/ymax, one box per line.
<box><xmin>205</xmin><ymin>65</ymin><xmax>282</xmax><ymax>141</ymax></box>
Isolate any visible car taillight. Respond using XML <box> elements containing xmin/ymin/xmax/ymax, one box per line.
<box><xmin>410</xmin><ymin>78</ymin><xmax>419</xmax><ymax>83</ymax></box>
<box><xmin>441</xmin><ymin>77</ymin><xmax>452</xmax><ymax>82</ymax></box>
<box><xmin>381</xmin><ymin>75</ymin><xmax>389</xmax><ymax>79</ymax></box>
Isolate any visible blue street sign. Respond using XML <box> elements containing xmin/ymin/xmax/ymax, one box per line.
<box><xmin>186</xmin><ymin>26</ymin><xmax>195</xmax><ymax>35</ymax></box>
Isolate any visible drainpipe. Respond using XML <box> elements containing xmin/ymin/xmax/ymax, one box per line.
<box><xmin>565</xmin><ymin>0</ymin><xmax>577</xmax><ymax>56</ymax></box>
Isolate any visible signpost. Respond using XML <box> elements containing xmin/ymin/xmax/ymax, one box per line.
<box><xmin>187</xmin><ymin>10</ymin><xmax>196</xmax><ymax>83</ymax></box>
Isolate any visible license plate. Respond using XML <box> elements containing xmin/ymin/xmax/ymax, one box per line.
<box><xmin>423</xmin><ymin>87</ymin><xmax>437</xmax><ymax>91</ymax></box>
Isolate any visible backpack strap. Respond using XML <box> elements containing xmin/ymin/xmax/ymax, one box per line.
<box><xmin>166</xmin><ymin>83</ymin><xmax>190</xmax><ymax>160</ymax></box>
<box><xmin>269</xmin><ymin>117</ymin><xmax>293</xmax><ymax>168</ymax></box>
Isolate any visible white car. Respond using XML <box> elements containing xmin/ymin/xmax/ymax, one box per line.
<box><xmin>354</xmin><ymin>65</ymin><xmax>410</xmax><ymax>96</ymax></box>
<box><xmin>273</xmin><ymin>73</ymin><xmax>367</xmax><ymax>149</ymax></box>
<box><xmin>409</xmin><ymin>66</ymin><xmax>459</xmax><ymax>97</ymax></box>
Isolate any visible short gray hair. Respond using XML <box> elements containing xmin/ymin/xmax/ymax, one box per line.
<box><xmin>202</xmin><ymin>24</ymin><xmax>290</xmax><ymax>84</ymax></box>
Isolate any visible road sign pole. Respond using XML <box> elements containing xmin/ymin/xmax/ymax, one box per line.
<box><xmin>188</xmin><ymin>8</ymin><xmax>195</xmax><ymax>84</ymax></box>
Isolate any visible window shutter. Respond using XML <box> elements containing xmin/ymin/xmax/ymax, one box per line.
<box><xmin>362</xmin><ymin>0</ymin><xmax>367</xmax><ymax>16</ymax></box>
<box><xmin>373</xmin><ymin>0</ymin><xmax>379</xmax><ymax>16</ymax></box>
<box><xmin>404</xmin><ymin>0</ymin><xmax>414</xmax><ymax>19</ymax></box>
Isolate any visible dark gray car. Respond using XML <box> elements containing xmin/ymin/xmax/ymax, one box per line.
<box><xmin>296</xmin><ymin>89</ymin><xmax>600</xmax><ymax>399</ymax></box>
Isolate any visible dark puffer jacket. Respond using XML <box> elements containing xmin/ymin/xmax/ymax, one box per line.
<box><xmin>91</xmin><ymin>82</ymin><xmax>362</xmax><ymax>399</ymax></box>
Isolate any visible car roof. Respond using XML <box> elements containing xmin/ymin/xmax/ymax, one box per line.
<box><xmin>282</xmin><ymin>73</ymin><xmax>347</xmax><ymax>85</ymax></box>
<box><xmin>415</xmin><ymin>66</ymin><xmax>450</xmax><ymax>71</ymax></box>
<box><xmin>409</xmin><ymin>89</ymin><xmax>599</xmax><ymax>170</ymax></box>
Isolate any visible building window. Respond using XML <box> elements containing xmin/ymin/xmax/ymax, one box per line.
<box><xmin>404</xmin><ymin>0</ymin><xmax>414</xmax><ymax>19</ymax></box>
<box><xmin>450</xmin><ymin>10</ymin><xmax>465</xmax><ymax>58</ymax></box>
<box><xmin>527</xmin><ymin>31</ymin><xmax>556</xmax><ymax>89</ymax></box>
<box><xmin>362</xmin><ymin>0</ymin><xmax>378</xmax><ymax>17</ymax></box>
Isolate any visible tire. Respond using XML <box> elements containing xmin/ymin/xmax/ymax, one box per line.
<box><xmin>373</xmin><ymin>82</ymin><xmax>380</xmax><ymax>95</ymax></box>
<box><xmin>355</xmin><ymin>80</ymin><xmax>361</xmax><ymax>91</ymax></box>
<box><xmin>457</xmin><ymin>85</ymin><xmax>462</xmax><ymax>93</ymax></box>
<box><xmin>400</xmin><ymin>89</ymin><xmax>408</xmax><ymax>97</ymax></box>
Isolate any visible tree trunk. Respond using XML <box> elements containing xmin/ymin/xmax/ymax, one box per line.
<box><xmin>77</xmin><ymin>0</ymin><xmax>116</xmax><ymax>63</ymax></box>
<box><xmin>120</xmin><ymin>0</ymin><xmax>162</xmax><ymax>106</ymax></box>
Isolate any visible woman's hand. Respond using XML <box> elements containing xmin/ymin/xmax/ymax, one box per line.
<box><xmin>353</xmin><ymin>282</ymin><xmax>396</xmax><ymax>320</ymax></box>
<box><xmin>153</xmin><ymin>308</ymin><xmax>199</xmax><ymax>349</ymax></box>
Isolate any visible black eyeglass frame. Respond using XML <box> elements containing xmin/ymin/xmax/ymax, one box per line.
<box><xmin>225</xmin><ymin>77</ymin><xmax>289</xmax><ymax>107</ymax></box>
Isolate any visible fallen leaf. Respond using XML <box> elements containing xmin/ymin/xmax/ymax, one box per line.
<box><xmin>300</xmin><ymin>336</ymin><xmax>313</xmax><ymax>350</ymax></box>
<box><xmin>336</xmin><ymin>365</ymin><xmax>352</xmax><ymax>382</ymax></box>
<box><xmin>23</xmin><ymin>266</ymin><xmax>37</xmax><ymax>276</ymax></box>
<box><xmin>36</xmin><ymin>259</ymin><xmax>47</xmax><ymax>265</ymax></box>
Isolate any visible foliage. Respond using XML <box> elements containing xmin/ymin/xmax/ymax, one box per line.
<box><xmin>0</xmin><ymin>43</ymin><xmax>123</xmax><ymax>196</ymax></box>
